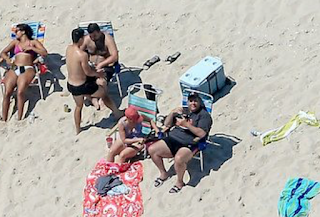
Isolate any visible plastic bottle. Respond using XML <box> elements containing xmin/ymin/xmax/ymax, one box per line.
<box><xmin>29</xmin><ymin>112</ymin><xmax>36</xmax><ymax>124</ymax></box>
<box><xmin>250</xmin><ymin>130</ymin><xmax>261</xmax><ymax>137</ymax></box>
<box><xmin>106</xmin><ymin>136</ymin><xmax>113</xmax><ymax>148</ymax></box>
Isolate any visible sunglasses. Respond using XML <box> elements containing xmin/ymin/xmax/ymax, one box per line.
<box><xmin>15</xmin><ymin>29</ymin><xmax>21</xmax><ymax>33</ymax></box>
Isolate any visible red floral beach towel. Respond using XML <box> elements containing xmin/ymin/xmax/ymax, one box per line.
<box><xmin>83</xmin><ymin>159</ymin><xmax>144</xmax><ymax>217</ymax></box>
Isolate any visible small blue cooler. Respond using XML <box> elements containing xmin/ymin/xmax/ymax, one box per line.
<box><xmin>179</xmin><ymin>56</ymin><xmax>226</xmax><ymax>96</ymax></box>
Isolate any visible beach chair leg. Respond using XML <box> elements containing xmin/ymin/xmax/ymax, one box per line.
<box><xmin>0</xmin><ymin>84</ymin><xmax>4</xmax><ymax>96</ymax></box>
<box><xmin>115</xmin><ymin>73</ymin><xmax>122</xmax><ymax>97</ymax></box>
<box><xmin>0</xmin><ymin>70</ymin><xmax>4</xmax><ymax>96</ymax></box>
<box><xmin>37</xmin><ymin>74</ymin><xmax>44</xmax><ymax>100</ymax></box>
<box><xmin>200</xmin><ymin>151</ymin><xmax>204</xmax><ymax>172</ymax></box>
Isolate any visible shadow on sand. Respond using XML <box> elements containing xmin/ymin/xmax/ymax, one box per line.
<box><xmin>213</xmin><ymin>76</ymin><xmax>237</xmax><ymax>103</ymax></box>
<box><xmin>92</xmin><ymin>65</ymin><xmax>143</xmax><ymax>130</ymax></box>
<box><xmin>165</xmin><ymin>133</ymin><xmax>242</xmax><ymax>188</ymax></box>
<box><xmin>8</xmin><ymin>53</ymin><xmax>66</xmax><ymax>119</ymax></box>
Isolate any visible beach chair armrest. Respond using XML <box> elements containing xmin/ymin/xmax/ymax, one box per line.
<box><xmin>106</xmin><ymin>124</ymin><xmax>119</xmax><ymax>136</ymax></box>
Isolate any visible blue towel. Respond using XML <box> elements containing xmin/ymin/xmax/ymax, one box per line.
<box><xmin>278</xmin><ymin>178</ymin><xmax>320</xmax><ymax>217</ymax></box>
<box><xmin>107</xmin><ymin>184</ymin><xmax>130</xmax><ymax>196</ymax></box>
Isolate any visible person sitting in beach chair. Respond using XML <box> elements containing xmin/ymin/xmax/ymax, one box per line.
<box><xmin>80</xmin><ymin>22</ymin><xmax>119</xmax><ymax>110</ymax></box>
<box><xmin>66</xmin><ymin>28</ymin><xmax>122</xmax><ymax>134</ymax></box>
<box><xmin>148</xmin><ymin>92</ymin><xmax>212</xmax><ymax>193</ymax></box>
<box><xmin>1</xmin><ymin>23</ymin><xmax>48</xmax><ymax>121</ymax></box>
<box><xmin>106</xmin><ymin>106</ymin><xmax>160</xmax><ymax>163</ymax></box>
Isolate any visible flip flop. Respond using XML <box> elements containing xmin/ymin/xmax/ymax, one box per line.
<box><xmin>154</xmin><ymin>177</ymin><xmax>169</xmax><ymax>188</ymax></box>
<box><xmin>164</xmin><ymin>52</ymin><xmax>181</xmax><ymax>64</ymax></box>
<box><xmin>143</xmin><ymin>55</ymin><xmax>160</xmax><ymax>70</ymax></box>
<box><xmin>169</xmin><ymin>184</ymin><xmax>185</xmax><ymax>194</ymax></box>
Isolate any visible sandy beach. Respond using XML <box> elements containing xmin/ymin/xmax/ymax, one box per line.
<box><xmin>1</xmin><ymin>0</ymin><xmax>320</xmax><ymax>216</ymax></box>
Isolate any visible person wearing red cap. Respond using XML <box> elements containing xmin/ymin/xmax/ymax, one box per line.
<box><xmin>106</xmin><ymin>106</ymin><xmax>160</xmax><ymax>163</ymax></box>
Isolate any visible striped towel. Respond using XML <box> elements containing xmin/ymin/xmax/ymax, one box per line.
<box><xmin>278</xmin><ymin>178</ymin><xmax>320</xmax><ymax>217</ymax></box>
<box><xmin>259</xmin><ymin>111</ymin><xmax>319</xmax><ymax>146</ymax></box>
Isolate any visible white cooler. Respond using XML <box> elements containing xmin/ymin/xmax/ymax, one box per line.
<box><xmin>179</xmin><ymin>56</ymin><xmax>226</xmax><ymax>96</ymax></box>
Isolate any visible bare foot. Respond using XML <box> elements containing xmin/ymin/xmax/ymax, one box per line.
<box><xmin>91</xmin><ymin>98</ymin><xmax>100</xmax><ymax>110</ymax></box>
<box><xmin>76</xmin><ymin>127</ymin><xmax>82</xmax><ymax>135</ymax></box>
<box><xmin>98</xmin><ymin>98</ymin><xmax>107</xmax><ymax>111</ymax></box>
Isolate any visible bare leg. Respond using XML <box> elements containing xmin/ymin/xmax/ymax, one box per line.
<box><xmin>72</xmin><ymin>95</ymin><xmax>84</xmax><ymax>135</ymax></box>
<box><xmin>106</xmin><ymin>139</ymin><xmax>125</xmax><ymax>162</ymax></box>
<box><xmin>98</xmin><ymin>98</ymin><xmax>107</xmax><ymax>110</ymax></box>
<box><xmin>174</xmin><ymin>147</ymin><xmax>193</xmax><ymax>188</ymax></box>
<box><xmin>91</xmin><ymin>97</ymin><xmax>100</xmax><ymax>110</ymax></box>
<box><xmin>148</xmin><ymin>140</ymin><xmax>173</xmax><ymax>179</ymax></box>
<box><xmin>91</xmin><ymin>77</ymin><xmax>108</xmax><ymax>110</ymax></box>
<box><xmin>2</xmin><ymin>70</ymin><xmax>17</xmax><ymax>121</ymax></box>
<box><xmin>16</xmin><ymin>69</ymin><xmax>35</xmax><ymax>120</ymax></box>
<box><xmin>118</xmin><ymin>147</ymin><xmax>139</xmax><ymax>163</ymax></box>
<box><xmin>91</xmin><ymin>86</ymin><xmax>122</xmax><ymax>118</ymax></box>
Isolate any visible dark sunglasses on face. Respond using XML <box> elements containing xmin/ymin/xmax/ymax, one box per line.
<box><xmin>188</xmin><ymin>99</ymin><xmax>199</xmax><ymax>103</ymax></box>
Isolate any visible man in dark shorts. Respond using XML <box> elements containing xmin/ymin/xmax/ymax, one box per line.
<box><xmin>66</xmin><ymin>28</ymin><xmax>122</xmax><ymax>134</ymax></box>
<box><xmin>80</xmin><ymin>23</ymin><xmax>119</xmax><ymax>109</ymax></box>
<box><xmin>148</xmin><ymin>93</ymin><xmax>212</xmax><ymax>193</ymax></box>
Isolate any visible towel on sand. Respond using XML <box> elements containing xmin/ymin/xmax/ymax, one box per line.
<box><xmin>278</xmin><ymin>178</ymin><xmax>320</xmax><ymax>217</ymax></box>
<box><xmin>83</xmin><ymin>159</ymin><xmax>143</xmax><ymax>217</ymax></box>
<box><xmin>258</xmin><ymin>111</ymin><xmax>319</xmax><ymax>146</ymax></box>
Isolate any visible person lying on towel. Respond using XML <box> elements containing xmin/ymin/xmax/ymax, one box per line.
<box><xmin>106</xmin><ymin>106</ymin><xmax>160</xmax><ymax>163</ymax></box>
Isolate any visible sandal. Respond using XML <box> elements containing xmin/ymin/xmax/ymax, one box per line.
<box><xmin>169</xmin><ymin>184</ymin><xmax>185</xmax><ymax>194</ymax></box>
<box><xmin>143</xmin><ymin>55</ymin><xmax>160</xmax><ymax>70</ymax></box>
<box><xmin>154</xmin><ymin>177</ymin><xmax>168</xmax><ymax>188</ymax></box>
<box><xmin>164</xmin><ymin>52</ymin><xmax>181</xmax><ymax>64</ymax></box>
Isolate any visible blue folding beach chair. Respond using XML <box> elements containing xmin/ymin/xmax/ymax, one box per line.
<box><xmin>182</xmin><ymin>88</ymin><xmax>214</xmax><ymax>172</ymax></box>
<box><xmin>78</xmin><ymin>21</ymin><xmax>123</xmax><ymax>97</ymax></box>
<box><xmin>0</xmin><ymin>21</ymin><xmax>46</xmax><ymax>99</ymax></box>
<box><xmin>127</xmin><ymin>83</ymin><xmax>162</xmax><ymax>135</ymax></box>
<box><xmin>105</xmin><ymin>83</ymin><xmax>162</xmax><ymax>158</ymax></box>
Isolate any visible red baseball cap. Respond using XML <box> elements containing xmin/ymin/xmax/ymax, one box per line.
<box><xmin>125</xmin><ymin>106</ymin><xmax>143</xmax><ymax>122</ymax></box>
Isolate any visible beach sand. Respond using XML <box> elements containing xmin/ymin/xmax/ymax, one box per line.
<box><xmin>1</xmin><ymin>0</ymin><xmax>320</xmax><ymax>216</ymax></box>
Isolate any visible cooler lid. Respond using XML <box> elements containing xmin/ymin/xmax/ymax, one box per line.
<box><xmin>179</xmin><ymin>56</ymin><xmax>222</xmax><ymax>87</ymax></box>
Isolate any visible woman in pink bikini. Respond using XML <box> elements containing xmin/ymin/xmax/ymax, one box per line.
<box><xmin>1</xmin><ymin>23</ymin><xmax>47</xmax><ymax>121</ymax></box>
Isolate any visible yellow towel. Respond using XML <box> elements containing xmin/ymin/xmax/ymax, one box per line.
<box><xmin>260</xmin><ymin>111</ymin><xmax>319</xmax><ymax>145</ymax></box>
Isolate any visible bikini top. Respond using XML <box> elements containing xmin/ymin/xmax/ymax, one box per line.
<box><xmin>14</xmin><ymin>41</ymin><xmax>37</xmax><ymax>57</ymax></box>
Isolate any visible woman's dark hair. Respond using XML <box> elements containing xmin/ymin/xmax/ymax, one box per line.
<box><xmin>71</xmin><ymin>28</ymin><xmax>84</xmax><ymax>43</ymax></box>
<box><xmin>16</xmin><ymin>23</ymin><xmax>33</xmax><ymax>40</ymax></box>
<box><xmin>87</xmin><ymin>23</ymin><xmax>100</xmax><ymax>33</ymax></box>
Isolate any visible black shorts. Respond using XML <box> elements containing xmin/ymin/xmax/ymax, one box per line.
<box><xmin>163</xmin><ymin>136</ymin><xmax>196</xmax><ymax>156</ymax></box>
<box><xmin>103</xmin><ymin>66</ymin><xmax>115</xmax><ymax>82</ymax></box>
<box><xmin>67</xmin><ymin>76</ymin><xmax>99</xmax><ymax>96</ymax></box>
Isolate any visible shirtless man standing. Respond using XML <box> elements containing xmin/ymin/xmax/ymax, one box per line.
<box><xmin>80</xmin><ymin>23</ymin><xmax>119</xmax><ymax>109</ymax></box>
<box><xmin>66</xmin><ymin>28</ymin><xmax>122</xmax><ymax>134</ymax></box>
